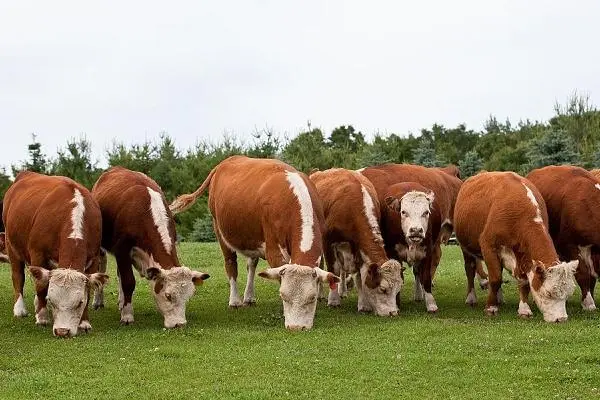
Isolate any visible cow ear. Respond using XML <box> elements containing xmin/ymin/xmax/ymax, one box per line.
<box><xmin>385</xmin><ymin>196</ymin><xmax>401</xmax><ymax>213</ymax></box>
<box><xmin>146</xmin><ymin>266</ymin><xmax>163</xmax><ymax>281</ymax></box>
<box><xmin>258</xmin><ymin>266</ymin><xmax>286</xmax><ymax>282</ymax></box>
<box><xmin>191</xmin><ymin>271</ymin><xmax>210</xmax><ymax>286</ymax></box>
<box><xmin>532</xmin><ymin>261</ymin><xmax>546</xmax><ymax>287</ymax></box>
<box><xmin>426</xmin><ymin>191</ymin><xmax>435</xmax><ymax>205</ymax></box>
<box><xmin>130</xmin><ymin>247</ymin><xmax>150</xmax><ymax>270</ymax></box>
<box><xmin>28</xmin><ymin>266</ymin><xmax>50</xmax><ymax>289</ymax></box>
<box><xmin>87</xmin><ymin>273</ymin><xmax>109</xmax><ymax>290</ymax></box>
<box><xmin>364</xmin><ymin>263</ymin><xmax>381</xmax><ymax>289</ymax></box>
<box><xmin>565</xmin><ymin>260</ymin><xmax>579</xmax><ymax>274</ymax></box>
<box><xmin>314</xmin><ymin>268</ymin><xmax>340</xmax><ymax>289</ymax></box>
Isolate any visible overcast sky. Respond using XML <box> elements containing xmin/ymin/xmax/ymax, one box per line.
<box><xmin>1</xmin><ymin>0</ymin><xmax>599</xmax><ymax>172</ymax></box>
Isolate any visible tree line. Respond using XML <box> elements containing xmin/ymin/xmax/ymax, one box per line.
<box><xmin>2</xmin><ymin>92</ymin><xmax>600</xmax><ymax>241</ymax></box>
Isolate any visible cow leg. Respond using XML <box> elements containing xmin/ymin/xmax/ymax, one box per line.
<box><xmin>324</xmin><ymin>245</ymin><xmax>341</xmax><ymax>307</ymax></box>
<box><xmin>430</xmin><ymin>242</ymin><xmax>442</xmax><ymax>286</ymax></box>
<box><xmin>475</xmin><ymin>259</ymin><xmax>489</xmax><ymax>290</ymax></box>
<box><xmin>480</xmin><ymin>242</ymin><xmax>502</xmax><ymax>316</ymax></box>
<box><xmin>317</xmin><ymin>257</ymin><xmax>327</xmax><ymax>301</ymax></box>
<box><xmin>413</xmin><ymin>266</ymin><xmax>424</xmax><ymax>302</ymax></box>
<box><xmin>463</xmin><ymin>250</ymin><xmax>477</xmax><ymax>306</ymax></box>
<box><xmin>29</xmin><ymin>253</ymin><xmax>50</xmax><ymax>325</ymax></box>
<box><xmin>9</xmin><ymin>256</ymin><xmax>28</xmax><ymax>317</ymax></box>
<box><xmin>116</xmin><ymin>252</ymin><xmax>136</xmax><ymax>325</ymax></box>
<box><xmin>419</xmin><ymin>257</ymin><xmax>437</xmax><ymax>313</ymax></box>
<box><xmin>355</xmin><ymin>270</ymin><xmax>372</xmax><ymax>312</ymax></box>
<box><xmin>517</xmin><ymin>283</ymin><xmax>533</xmax><ymax>318</ymax></box>
<box><xmin>93</xmin><ymin>248</ymin><xmax>108</xmax><ymax>310</ymax></box>
<box><xmin>243</xmin><ymin>257</ymin><xmax>258</xmax><ymax>306</ymax></box>
<box><xmin>577</xmin><ymin>245</ymin><xmax>597</xmax><ymax>311</ymax></box>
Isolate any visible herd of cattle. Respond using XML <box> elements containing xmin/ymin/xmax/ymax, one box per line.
<box><xmin>1</xmin><ymin>155</ymin><xmax>599</xmax><ymax>336</ymax></box>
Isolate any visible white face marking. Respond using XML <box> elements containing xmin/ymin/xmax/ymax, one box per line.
<box><xmin>595</xmin><ymin>183</ymin><xmax>600</xmax><ymax>191</ymax></box>
<box><xmin>46</xmin><ymin>270</ymin><xmax>90</xmax><ymax>336</ymax></box>
<box><xmin>13</xmin><ymin>294</ymin><xmax>28</xmax><ymax>317</ymax></box>
<box><xmin>68</xmin><ymin>189</ymin><xmax>85</xmax><ymax>240</ymax></box>
<box><xmin>147</xmin><ymin>187</ymin><xmax>173</xmax><ymax>254</ymax></box>
<box><xmin>285</xmin><ymin>172</ymin><xmax>315</xmax><ymax>253</ymax></box>
<box><xmin>360</xmin><ymin>185</ymin><xmax>383</xmax><ymax>242</ymax></box>
<box><xmin>399</xmin><ymin>191</ymin><xmax>433</xmax><ymax>243</ymax></box>
<box><xmin>527</xmin><ymin>261</ymin><xmax>577</xmax><ymax>322</ymax></box>
<box><xmin>359</xmin><ymin>260</ymin><xmax>403</xmax><ymax>316</ymax></box>
<box><xmin>578</xmin><ymin>245</ymin><xmax>596</xmax><ymax>278</ymax></box>
<box><xmin>500</xmin><ymin>246</ymin><xmax>517</xmax><ymax>274</ymax></box>
<box><xmin>522</xmin><ymin>183</ymin><xmax>544</xmax><ymax>224</ymax></box>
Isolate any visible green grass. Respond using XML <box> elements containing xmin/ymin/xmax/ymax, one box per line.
<box><xmin>1</xmin><ymin>244</ymin><xmax>599</xmax><ymax>399</ymax></box>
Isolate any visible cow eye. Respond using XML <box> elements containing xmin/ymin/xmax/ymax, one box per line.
<box><xmin>79</xmin><ymin>300</ymin><xmax>84</xmax><ymax>307</ymax></box>
<box><xmin>379</xmin><ymin>287</ymin><xmax>388</xmax><ymax>294</ymax></box>
<box><xmin>401</xmin><ymin>210</ymin><xmax>408</xmax><ymax>217</ymax></box>
<box><xmin>165</xmin><ymin>293</ymin><xmax>172</xmax><ymax>302</ymax></box>
<box><xmin>422</xmin><ymin>210</ymin><xmax>430</xmax><ymax>217</ymax></box>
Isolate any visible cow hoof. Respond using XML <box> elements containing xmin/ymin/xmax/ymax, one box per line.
<box><xmin>327</xmin><ymin>302</ymin><xmax>341</xmax><ymax>308</ymax></box>
<box><xmin>79</xmin><ymin>321</ymin><xmax>92</xmax><ymax>333</ymax></box>
<box><xmin>358</xmin><ymin>306</ymin><xmax>373</xmax><ymax>313</ymax></box>
<box><xmin>120</xmin><ymin>316</ymin><xmax>134</xmax><ymax>325</ymax></box>
<box><xmin>465</xmin><ymin>290</ymin><xmax>477</xmax><ymax>307</ymax></box>
<box><xmin>518</xmin><ymin>312</ymin><xmax>532</xmax><ymax>319</ymax></box>
<box><xmin>582</xmin><ymin>303</ymin><xmax>597</xmax><ymax>312</ymax></box>
<box><xmin>93</xmin><ymin>302</ymin><xmax>105</xmax><ymax>310</ymax></box>
<box><xmin>485</xmin><ymin>306</ymin><xmax>499</xmax><ymax>316</ymax></box>
<box><xmin>243</xmin><ymin>299</ymin><xmax>256</xmax><ymax>307</ymax></box>
<box><xmin>427</xmin><ymin>306</ymin><xmax>439</xmax><ymax>313</ymax></box>
<box><xmin>229</xmin><ymin>302</ymin><xmax>244</xmax><ymax>309</ymax></box>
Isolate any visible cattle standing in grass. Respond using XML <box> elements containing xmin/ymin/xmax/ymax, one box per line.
<box><xmin>381</xmin><ymin>182</ymin><xmax>440</xmax><ymax>311</ymax></box>
<box><xmin>527</xmin><ymin>165</ymin><xmax>600</xmax><ymax>311</ymax></box>
<box><xmin>359</xmin><ymin>164</ymin><xmax>456</xmax><ymax>311</ymax></box>
<box><xmin>309</xmin><ymin>168</ymin><xmax>404</xmax><ymax>316</ymax></box>
<box><xmin>170</xmin><ymin>156</ymin><xmax>340</xmax><ymax>331</ymax></box>
<box><xmin>92</xmin><ymin>167</ymin><xmax>210</xmax><ymax>329</ymax></box>
<box><xmin>454</xmin><ymin>171</ymin><xmax>578</xmax><ymax>322</ymax></box>
<box><xmin>2</xmin><ymin>172</ymin><xmax>108</xmax><ymax>337</ymax></box>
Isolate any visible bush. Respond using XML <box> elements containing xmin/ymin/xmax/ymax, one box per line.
<box><xmin>186</xmin><ymin>213</ymin><xmax>217</xmax><ymax>242</ymax></box>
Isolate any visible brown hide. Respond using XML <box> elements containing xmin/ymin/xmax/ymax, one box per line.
<box><xmin>3</xmin><ymin>171</ymin><xmax>102</xmax><ymax>272</ymax></box>
<box><xmin>527</xmin><ymin>165</ymin><xmax>600</xmax><ymax>305</ymax></box>
<box><xmin>206</xmin><ymin>156</ymin><xmax>324</xmax><ymax>267</ymax></box>
<box><xmin>91</xmin><ymin>167</ymin><xmax>180</xmax><ymax>268</ymax></box>
<box><xmin>309</xmin><ymin>168</ymin><xmax>388</xmax><ymax>270</ymax></box>
<box><xmin>436</xmin><ymin>164</ymin><xmax>461</xmax><ymax>180</ymax></box>
<box><xmin>454</xmin><ymin>171</ymin><xmax>559</xmax><ymax>282</ymax></box>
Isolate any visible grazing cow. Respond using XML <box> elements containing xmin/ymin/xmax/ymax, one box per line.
<box><xmin>454</xmin><ymin>171</ymin><xmax>578</xmax><ymax>322</ymax></box>
<box><xmin>359</xmin><ymin>164</ymin><xmax>456</xmax><ymax>311</ymax></box>
<box><xmin>92</xmin><ymin>167</ymin><xmax>210</xmax><ymax>329</ymax></box>
<box><xmin>527</xmin><ymin>165</ymin><xmax>600</xmax><ymax>311</ymax></box>
<box><xmin>2</xmin><ymin>171</ymin><xmax>108</xmax><ymax>337</ymax></box>
<box><xmin>381</xmin><ymin>182</ymin><xmax>440</xmax><ymax>312</ymax></box>
<box><xmin>309</xmin><ymin>168</ymin><xmax>404</xmax><ymax>316</ymax></box>
<box><xmin>170</xmin><ymin>156</ymin><xmax>340</xmax><ymax>331</ymax></box>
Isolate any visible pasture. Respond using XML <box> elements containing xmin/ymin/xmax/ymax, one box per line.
<box><xmin>0</xmin><ymin>243</ymin><xmax>598</xmax><ymax>399</ymax></box>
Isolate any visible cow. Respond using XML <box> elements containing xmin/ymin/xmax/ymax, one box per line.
<box><xmin>527</xmin><ymin>165</ymin><xmax>600</xmax><ymax>311</ymax></box>
<box><xmin>2</xmin><ymin>171</ymin><xmax>108</xmax><ymax>337</ymax></box>
<box><xmin>169</xmin><ymin>156</ymin><xmax>340</xmax><ymax>331</ymax></box>
<box><xmin>359</xmin><ymin>164</ymin><xmax>457</xmax><ymax>311</ymax></box>
<box><xmin>454</xmin><ymin>171</ymin><xmax>578</xmax><ymax>322</ymax></box>
<box><xmin>309</xmin><ymin>168</ymin><xmax>404</xmax><ymax>316</ymax></box>
<box><xmin>91</xmin><ymin>167</ymin><xmax>210</xmax><ymax>329</ymax></box>
<box><xmin>381</xmin><ymin>182</ymin><xmax>440</xmax><ymax>312</ymax></box>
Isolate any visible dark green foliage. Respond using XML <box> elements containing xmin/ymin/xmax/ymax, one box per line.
<box><xmin>458</xmin><ymin>150</ymin><xmax>484</xmax><ymax>178</ymax></box>
<box><xmin>12</xmin><ymin>134</ymin><xmax>49</xmax><ymax>176</ymax></box>
<box><xmin>50</xmin><ymin>137</ymin><xmax>101</xmax><ymax>188</ymax></box>
<box><xmin>0</xmin><ymin>168</ymin><xmax>11</xmax><ymax>198</ymax></box>
<box><xmin>525</xmin><ymin>129</ymin><xmax>581</xmax><ymax>172</ymax></box>
<box><xmin>187</xmin><ymin>213</ymin><xmax>217</xmax><ymax>242</ymax></box>
<box><xmin>412</xmin><ymin>137</ymin><xmax>443</xmax><ymax>167</ymax></box>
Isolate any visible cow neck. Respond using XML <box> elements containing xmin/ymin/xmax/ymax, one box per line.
<box><xmin>147</xmin><ymin>246</ymin><xmax>180</xmax><ymax>270</ymax></box>
<box><xmin>519</xmin><ymin>225</ymin><xmax>559</xmax><ymax>269</ymax></box>
<box><xmin>289</xmin><ymin>244</ymin><xmax>322</xmax><ymax>268</ymax></box>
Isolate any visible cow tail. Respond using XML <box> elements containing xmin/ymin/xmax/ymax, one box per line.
<box><xmin>169</xmin><ymin>167</ymin><xmax>216</xmax><ymax>215</ymax></box>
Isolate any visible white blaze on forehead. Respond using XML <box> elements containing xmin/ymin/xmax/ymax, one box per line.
<box><xmin>285</xmin><ymin>172</ymin><xmax>314</xmax><ymax>253</ymax></box>
<box><xmin>522</xmin><ymin>183</ymin><xmax>543</xmax><ymax>224</ymax></box>
<box><xmin>360</xmin><ymin>185</ymin><xmax>383</xmax><ymax>242</ymax></box>
<box><xmin>68</xmin><ymin>189</ymin><xmax>85</xmax><ymax>240</ymax></box>
<box><xmin>147</xmin><ymin>187</ymin><xmax>173</xmax><ymax>254</ymax></box>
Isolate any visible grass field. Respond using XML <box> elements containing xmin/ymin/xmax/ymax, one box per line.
<box><xmin>0</xmin><ymin>243</ymin><xmax>599</xmax><ymax>399</ymax></box>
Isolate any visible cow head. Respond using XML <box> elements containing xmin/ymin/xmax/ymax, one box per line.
<box><xmin>259</xmin><ymin>264</ymin><xmax>340</xmax><ymax>331</ymax></box>
<box><xmin>28</xmin><ymin>267</ymin><xmax>109</xmax><ymax>337</ymax></box>
<box><xmin>385</xmin><ymin>191</ymin><xmax>434</xmax><ymax>245</ymax></box>
<box><xmin>131</xmin><ymin>247</ymin><xmax>210</xmax><ymax>328</ymax></box>
<box><xmin>362</xmin><ymin>259</ymin><xmax>404</xmax><ymax>316</ymax></box>
<box><xmin>527</xmin><ymin>260</ymin><xmax>577</xmax><ymax>322</ymax></box>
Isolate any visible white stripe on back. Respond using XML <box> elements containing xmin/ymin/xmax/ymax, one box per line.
<box><xmin>285</xmin><ymin>172</ymin><xmax>315</xmax><ymax>253</ymax></box>
<box><xmin>68</xmin><ymin>189</ymin><xmax>85</xmax><ymax>240</ymax></box>
<box><xmin>147</xmin><ymin>187</ymin><xmax>173</xmax><ymax>254</ymax></box>
<box><xmin>360</xmin><ymin>185</ymin><xmax>383</xmax><ymax>242</ymax></box>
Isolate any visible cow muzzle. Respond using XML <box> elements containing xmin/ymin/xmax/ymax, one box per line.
<box><xmin>54</xmin><ymin>327</ymin><xmax>72</xmax><ymax>338</ymax></box>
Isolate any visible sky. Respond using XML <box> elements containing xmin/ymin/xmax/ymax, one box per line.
<box><xmin>1</xmin><ymin>0</ymin><xmax>599</xmax><ymax>172</ymax></box>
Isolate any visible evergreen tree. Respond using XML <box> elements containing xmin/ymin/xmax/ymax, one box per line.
<box><xmin>51</xmin><ymin>137</ymin><xmax>100</xmax><ymax>188</ymax></box>
<box><xmin>412</xmin><ymin>138</ymin><xmax>442</xmax><ymax>167</ymax></box>
<box><xmin>458</xmin><ymin>150</ymin><xmax>483</xmax><ymax>178</ymax></box>
<box><xmin>12</xmin><ymin>134</ymin><xmax>48</xmax><ymax>176</ymax></box>
<box><xmin>525</xmin><ymin>129</ymin><xmax>580</xmax><ymax>172</ymax></box>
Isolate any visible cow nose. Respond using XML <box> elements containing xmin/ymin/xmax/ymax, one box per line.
<box><xmin>174</xmin><ymin>321</ymin><xmax>187</xmax><ymax>328</ymax></box>
<box><xmin>54</xmin><ymin>328</ymin><xmax>71</xmax><ymax>337</ymax></box>
<box><xmin>389</xmin><ymin>310</ymin><xmax>398</xmax><ymax>317</ymax></box>
<box><xmin>409</xmin><ymin>227</ymin><xmax>424</xmax><ymax>235</ymax></box>
<box><xmin>286</xmin><ymin>324</ymin><xmax>308</xmax><ymax>331</ymax></box>
<box><xmin>555</xmin><ymin>316</ymin><xmax>568</xmax><ymax>323</ymax></box>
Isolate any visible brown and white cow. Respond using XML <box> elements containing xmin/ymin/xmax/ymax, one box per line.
<box><xmin>170</xmin><ymin>156</ymin><xmax>340</xmax><ymax>331</ymax></box>
<box><xmin>309</xmin><ymin>168</ymin><xmax>404</xmax><ymax>316</ymax></box>
<box><xmin>359</xmin><ymin>164</ymin><xmax>456</xmax><ymax>311</ymax></box>
<box><xmin>380</xmin><ymin>182</ymin><xmax>440</xmax><ymax>312</ymax></box>
<box><xmin>527</xmin><ymin>165</ymin><xmax>600</xmax><ymax>311</ymax></box>
<box><xmin>92</xmin><ymin>167</ymin><xmax>210</xmax><ymax>329</ymax></box>
<box><xmin>454</xmin><ymin>171</ymin><xmax>578</xmax><ymax>322</ymax></box>
<box><xmin>2</xmin><ymin>171</ymin><xmax>108</xmax><ymax>337</ymax></box>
